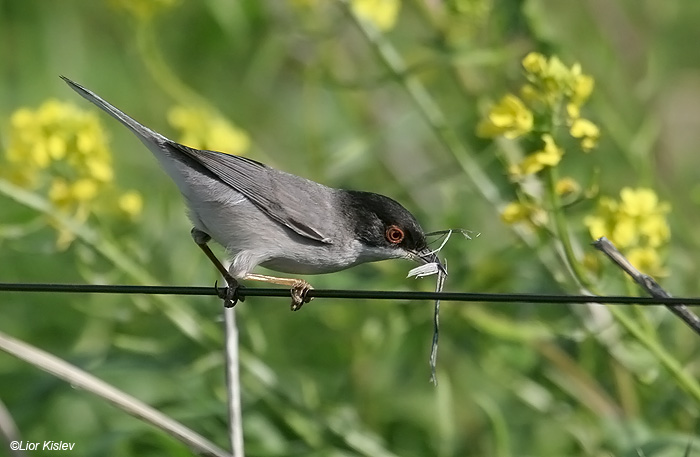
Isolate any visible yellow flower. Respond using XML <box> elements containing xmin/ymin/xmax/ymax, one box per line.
<box><xmin>6</xmin><ymin>99</ymin><xmax>113</xmax><ymax>190</ymax></box>
<box><xmin>521</xmin><ymin>52</ymin><xmax>548</xmax><ymax>76</ymax></box>
<box><xmin>71</xmin><ymin>179</ymin><xmax>99</xmax><ymax>202</ymax></box>
<box><xmin>619</xmin><ymin>187</ymin><xmax>665</xmax><ymax>217</ymax></box>
<box><xmin>484</xmin><ymin>53</ymin><xmax>598</xmax><ymax>169</ymax></box>
<box><xmin>584</xmin><ymin>188</ymin><xmax>670</xmax><ymax>275</ymax></box>
<box><xmin>37</xmin><ymin>100</ymin><xmax>64</xmax><ymax>124</ymax></box>
<box><xmin>515</xmin><ymin>134</ymin><xmax>563</xmax><ymax>175</ymax></box>
<box><xmin>583</xmin><ymin>195</ymin><xmax>618</xmax><ymax>240</ymax></box>
<box><xmin>542</xmin><ymin>56</ymin><xmax>570</xmax><ymax>92</ymax></box>
<box><xmin>168</xmin><ymin>106</ymin><xmax>250</xmax><ymax>155</ymax></box>
<box><xmin>477</xmin><ymin>94</ymin><xmax>533</xmax><ymax>139</ymax></box>
<box><xmin>611</xmin><ymin>216</ymin><xmax>637</xmax><ymax>248</ymax></box>
<box><xmin>567</xmin><ymin>63</ymin><xmax>594</xmax><ymax>109</ymax></box>
<box><xmin>501</xmin><ymin>202</ymin><xmax>529</xmax><ymax>224</ymax></box>
<box><xmin>522</xmin><ymin>53</ymin><xmax>575</xmax><ymax>97</ymax></box>
<box><xmin>522</xmin><ymin>53</ymin><xmax>592</xmax><ymax>98</ymax></box>
<box><xmin>47</xmin><ymin>135</ymin><xmax>67</xmax><ymax>160</ymax></box>
<box><xmin>86</xmin><ymin>159</ymin><xmax>114</xmax><ymax>182</ymax></box>
<box><xmin>640</xmin><ymin>215</ymin><xmax>670</xmax><ymax>248</ymax></box>
<box><xmin>566</xmin><ymin>103</ymin><xmax>580</xmax><ymax>120</ymax></box>
<box><xmin>77</xmin><ymin>128</ymin><xmax>99</xmax><ymax>153</ymax></box>
<box><xmin>617</xmin><ymin>187</ymin><xmax>670</xmax><ymax>247</ymax></box>
<box><xmin>10</xmin><ymin>108</ymin><xmax>33</xmax><ymax>128</ymax></box>
<box><xmin>570</xmin><ymin>118</ymin><xmax>599</xmax><ymax>151</ymax></box>
<box><xmin>583</xmin><ymin>215</ymin><xmax>607</xmax><ymax>241</ymax></box>
<box><xmin>626</xmin><ymin>247</ymin><xmax>665</xmax><ymax>276</ymax></box>
<box><xmin>501</xmin><ymin>201</ymin><xmax>547</xmax><ymax>226</ymax></box>
<box><xmin>119</xmin><ymin>191</ymin><xmax>144</xmax><ymax>219</ymax></box>
<box><xmin>555</xmin><ymin>177</ymin><xmax>580</xmax><ymax>196</ymax></box>
<box><xmin>30</xmin><ymin>142</ymin><xmax>51</xmax><ymax>169</ymax></box>
<box><xmin>48</xmin><ymin>178</ymin><xmax>72</xmax><ymax>210</ymax></box>
<box><xmin>4</xmin><ymin>98</ymin><xmax>138</xmax><ymax>247</ymax></box>
<box><xmin>351</xmin><ymin>0</ymin><xmax>401</xmax><ymax>31</ymax></box>
<box><xmin>571</xmin><ymin>74</ymin><xmax>594</xmax><ymax>106</ymax></box>
<box><xmin>520</xmin><ymin>53</ymin><xmax>596</xmax><ymax>135</ymax></box>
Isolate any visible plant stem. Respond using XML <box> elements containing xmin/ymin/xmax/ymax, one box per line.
<box><xmin>341</xmin><ymin>2</ymin><xmax>700</xmax><ymax>402</ymax></box>
<box><xmin>0</xmin><ymin>179</ymin><xmax>220</xmax><ymax>345</ymax></box>
<box><xmin>136</xmin><ymin>20</ymin><xmax>210</xmax><ymax>108</ymax></box>
<box><xmin>542</xmin><ymin>169</ymin><xmax>700</xmax><ymax>403</ymax></box>
<box><xmin>224</xmin><ymin>307</ymin><xmax>244</xmax><ymax>456</ymax></box>
<box><xmin>544</xmin><ymin>167</ymin><xmax>591</xmax><ymax>289</ymax></box>
<box><xmin>337</xmin><ymin>0</ymin><xmax>504</xmax><ymax>210</ymax></box>
<box><xmin>0</xmin><ymin>330</ymin><xmax>230</xmax><ymax>457</ymax></box>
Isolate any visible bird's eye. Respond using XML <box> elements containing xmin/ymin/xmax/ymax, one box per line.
<box><xmin>385</xmin><ymin>225</ymin><xmax>404</xmax><ymax>244</ymax></box>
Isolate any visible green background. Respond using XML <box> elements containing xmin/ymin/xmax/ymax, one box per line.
<box><xmin>0</xmin><ymin>0</ymin><xmax>699</xmax><ymax>456</ymax></box>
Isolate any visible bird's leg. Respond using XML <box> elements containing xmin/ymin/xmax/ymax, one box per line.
<box><xmin>243</xmin><ymin>273</ymin><xmax>313</xmax><ymax>311</ymax></box>
<box><xmin>191</xmin><ymin>228</ymin><xmax>243</xmax><ymax>307</ymax></box>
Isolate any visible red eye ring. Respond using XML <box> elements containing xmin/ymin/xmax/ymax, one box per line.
<box><xmin>385</xmin><ymin>225</ymin><xmax>404</xmax><ymax>244</ymax></box>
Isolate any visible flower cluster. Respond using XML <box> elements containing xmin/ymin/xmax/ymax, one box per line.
<box><xmin>500</xmin><ymin>201</ymin><xmax>548</xmax><ymax>226</ymax></box>
<box><xmin>477</xmin><ymin>94</ymin><xmax>533</xmax><ymax>140</ymax></box>
<box><xmin>516</xmin><ymin>133</ymin><xmax>562</xmax><ymax>175</ymax></box>
<box><xmin>351</xmin><ymin>0</ymin><xmax>401</xmax><ymax>31</ymax></box>
<box><xmin>291</xmin><ymin>0</ymin><xmax>401</xmax><ymax>31</ymax></box>
<box><xmin>478</xmin><ymin>53</ymin><xmax>599</xmax><ymax>176</ymax></box>
<box><xmin>442</xmin><ymin>0</ymin><xmax>493</xmax><ymax>44</ymax></box>
<box><xmin>498</xmin><ymin>176</ymin><xmax>576</xmax><ymax>227</ymax></box>
<box><xmin>4</xmin><ymin>100</ymin><xmax>142</xmax><ymax>248</ymax></box>
<box><xmin>584</xmin><ymin>187</ymin><xmax>670</xmax><ymax>275</ymax></box>
<box><xmin>167</xmin><ymin>106</ymin><xmax>250</xmax><ymax>156</ymax></box>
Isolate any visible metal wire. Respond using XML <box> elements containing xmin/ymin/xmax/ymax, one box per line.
<box><xmin>1</xmin><ymin>282</ymin><xmax>700</xmax><ymax>306</ymax></box>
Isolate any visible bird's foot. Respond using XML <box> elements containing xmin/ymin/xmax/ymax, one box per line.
<box><xmin>290</xmin><ymin>280</ymin><xmax>313</xmax><ymax>311</ymax></box>
<box><xmin>215</xmin><ymin>279</ymin><xmax>245</xmax><ymax>308</ymax></box>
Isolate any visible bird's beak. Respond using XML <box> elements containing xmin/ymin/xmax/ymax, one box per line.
<box><xmin>414</xmin><ymin>247</ymin><xmax>447</xmax><ymax>276</ymax></box>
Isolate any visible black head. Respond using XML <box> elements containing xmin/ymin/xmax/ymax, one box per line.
<box><xmin>337</xmin><ymin>190</ymin><xmax>444</xmax><ymax>269</ymax></box>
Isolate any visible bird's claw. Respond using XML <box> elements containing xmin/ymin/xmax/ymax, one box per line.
<box><xmin>290</xmin><ymin>280</ymin><xmax>313</xmax><ymax>311</ymax></box>
<box><xmin>215</xmin><ymin>279</ymin><xmax>245</xmax><ymax>308</ymax></box>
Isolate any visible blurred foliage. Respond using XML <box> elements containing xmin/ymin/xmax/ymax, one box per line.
<box><xmin>1</xmin><ymin>0</ymin><xmax>700</xmax><ymax>456</ymax></box>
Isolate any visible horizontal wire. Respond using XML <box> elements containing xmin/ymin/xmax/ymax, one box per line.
<box><xmin>1</xmin><ymin>282</ymin><xmax>699</xmax><ymax>306</ymax></box>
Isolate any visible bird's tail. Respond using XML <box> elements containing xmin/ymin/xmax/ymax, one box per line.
<box><xmin>60</xmin><ymin>76</ymin><xmax>170</xmax><ymax>146</ymax></box>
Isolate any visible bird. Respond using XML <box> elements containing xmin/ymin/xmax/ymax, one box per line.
<box><xmin>61</xmin><ymin>76</ymin><xmax>444</xmax><ymax>310</ymax></box>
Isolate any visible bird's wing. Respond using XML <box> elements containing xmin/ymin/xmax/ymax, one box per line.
<box><xmin>172</xmin><ymin>143</ymin><xmax>332</xmax><ymax>244</ymax></box>
<box><xmin>60</xmin><ymin>76</ymin><xmax>331</xmax><ymax>245</ymax></box>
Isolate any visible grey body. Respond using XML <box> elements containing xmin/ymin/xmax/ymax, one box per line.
<box><xmin>182</xmin><ymin>167</ymin><xmax>389</xmax><ymax>277</ymax></box>
<box><xmin>181</xmin><ymin>168</ymin><xmax>377</xmax><ymax>278</ymax></box>
<box><xmin>61</xmin><ymin>77</ymin><xmax>422</xmax><ymax>279</ymax></box>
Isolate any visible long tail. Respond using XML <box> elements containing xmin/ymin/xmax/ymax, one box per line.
<box><xmin>60</xmin><ymin>76</ymin><xmax>170</xmax><ymax>146</ymax></box>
